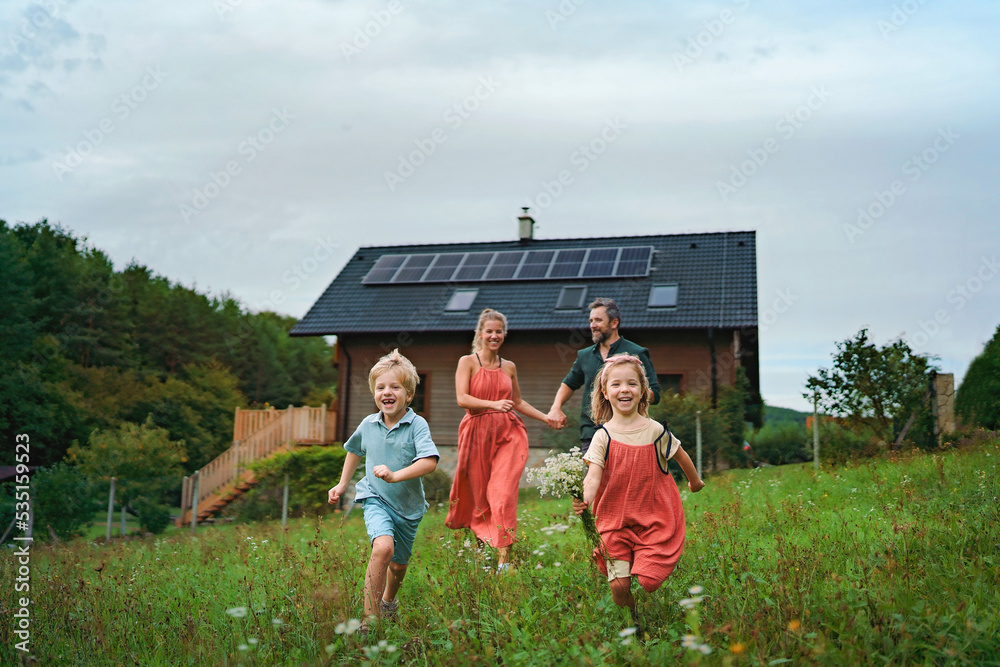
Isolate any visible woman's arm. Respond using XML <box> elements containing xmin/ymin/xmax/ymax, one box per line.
<box><xmin>455</xmin><ymin>355</ymin><xmax>512</xmax><ymax>411</ymax></box>
<box><xmin>507</xmin><ymin>361</ymin><xmax>550</xmax><ymax>423</ymax></box>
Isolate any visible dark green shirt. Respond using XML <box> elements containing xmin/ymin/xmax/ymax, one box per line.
<box><xmin>561</xmin><ymin>337</ymin><xmax>661</xmax><ymax>441</ymax></box>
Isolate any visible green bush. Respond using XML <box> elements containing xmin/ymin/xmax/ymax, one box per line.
<box><xmin>819</xmin><ymin>419</ymin><xmax>879</xmax><ymax>464</ymax></box>
<box><xmin>750</xmin><ymin>422</ymin><xmax>810</xmax><ymax>466</ymax></box>
<box><xmin>226</xmin><ymin>445</ymin><xmax>347</xmax><ymax>522</ymax></box>
<box><xmin>131</xmin><ymin>496</ymin><xmax>172</xmax><ymax>534</ymax></box>
<box><xmin>957</xmin><ymin>326</ymin><xmax>1000</xmax><ymax>430</ymax></box>
<box><xmin>421</xmin><ymin>468</ymin><xmax>452</xmax><ymax>506</ymax></box>
<box><xmin>29</xmin><ymin>462</ymin><xmax>101</xmax><ymax>541</ymax></box>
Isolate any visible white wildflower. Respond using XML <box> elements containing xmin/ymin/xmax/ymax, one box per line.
<box><xmin>689</xmin><ymin>585</ymin><xmax>703</xmax><ymax>595</ymax></box>
<box><xmin>619</xmin><ymin>627</ymin><xmax>637</xmax><ymax>637</ymax></box>
<box><xmin>226</xmin><ymin>607</ymin><xmax>248</xmax><ymax>618</ymax></box>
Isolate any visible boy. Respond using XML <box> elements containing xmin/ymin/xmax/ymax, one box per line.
<box><xmin>328</xmin><ymin>349</ymin><xmax>439</xmax><ymax>632</ymax></box>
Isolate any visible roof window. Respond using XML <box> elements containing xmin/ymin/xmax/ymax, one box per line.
<box><xmin>445</xmin><ymin>288</ymin><xmax>479</xmax><ymax>312</ymax></box>
<box><xmin>648</xmin><ymin>284</ymin><xmax>678</xmax><ymax>308</ymax></box>
<box><xmin>556</xmin><ymin>286</ymin><xmax>587</xmax><ymax>310</ymax></box>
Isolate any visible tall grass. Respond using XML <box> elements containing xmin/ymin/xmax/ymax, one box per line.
<box><xmin>3</xmin><ymin>437</ymin><xmax>998</xmax><ymax>665</ymax></box>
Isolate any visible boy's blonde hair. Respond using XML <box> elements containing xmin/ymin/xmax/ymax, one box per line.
<box><xmin>368</xmin><ymin>349</ymin><xmax>420</xmax><ymax>402</ymax></box>
<box><xmin>590</xmin><ymin>353</ymin><xmax>651</xmax><ymax>424</ymax></box>
<box><xmin>471</xmin><ymin>308</ymin><xmax>508</xmax><ymax>354</ymax></box>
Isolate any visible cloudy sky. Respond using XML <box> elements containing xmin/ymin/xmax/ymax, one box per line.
<box><xmin>2</xmin><ymin>0</ymin><xmax>997</xmax><ymax>411</ymax></box>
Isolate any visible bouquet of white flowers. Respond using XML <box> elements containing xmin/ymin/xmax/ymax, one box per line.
<box><xmin>527</xmin><ymin>447</ymin><xmax>602</xmax><ymax>551</ymax></box>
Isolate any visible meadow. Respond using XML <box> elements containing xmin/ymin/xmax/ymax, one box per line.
<box><xmin>2</xmin><ymin>435</ymin><xmax>998</xmax><ymax>666</ymax></box>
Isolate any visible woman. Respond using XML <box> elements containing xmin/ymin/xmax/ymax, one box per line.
<box><xmin>445</xmin><ymin>308</ymin><xmax>550</xmax><ymax>571</ymax></box>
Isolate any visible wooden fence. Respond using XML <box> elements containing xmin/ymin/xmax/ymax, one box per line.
<box><xmin>179</xmin><ymin>405</ymin><xmax>337</xmax><ymax>522</ymax></box>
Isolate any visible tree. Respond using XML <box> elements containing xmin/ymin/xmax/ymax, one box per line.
<box><xmin>805</xmin><ymin>328</ymin><xmax>936</xmax><ymax>443</ymax></box>
<box><xmin>68</xmin><ymin>417</ymin><xmax>186</xmax><ymax>508</ymax></box>
<box><xmin>956</xmin><ymin>325</ymin><xmax>1000</xmax><ymax>430</ymax></box>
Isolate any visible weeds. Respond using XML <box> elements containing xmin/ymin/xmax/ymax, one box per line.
<box><xmin>2</xmin><ymin>437</ymin><xmax>998</xmax><ymax>665</ymax></box>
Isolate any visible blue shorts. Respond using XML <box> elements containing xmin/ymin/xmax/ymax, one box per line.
<box><xmin>361</xmin><ymin>496</ymin><xmax>422</xmax><ymax>565</ymax></box>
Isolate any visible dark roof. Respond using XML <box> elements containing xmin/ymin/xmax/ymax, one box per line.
<box><xmin>291</xmin><ymin>231</ymin><xmax>757</xmax><ymax>335</ymax></box>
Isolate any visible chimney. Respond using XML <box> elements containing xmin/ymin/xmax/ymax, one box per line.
<box><xmin>517</xmin><ymin>207</ymin><xmax>535</xmax><ymax>242</ymax></box>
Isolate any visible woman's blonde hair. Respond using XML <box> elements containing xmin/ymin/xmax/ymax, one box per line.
<box><xmin>590</xmin><ymin>354</ymin><xmax>651</xmax><ymax>424</ymax></box>
<box><xmin>471</xmin><ymin>308</ymin><xmax>508</xmax><ymax>354</ymax></box>
<box><xmin>368</xmin><ymin>349</ymin><xmax>419</xmax><ymax>402</ymax></box>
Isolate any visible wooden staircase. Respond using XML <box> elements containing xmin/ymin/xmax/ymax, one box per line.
<box><xmin>177</xmin><ymin>405</ymin><xmax>336</xmax><ymax>526</ymax></box>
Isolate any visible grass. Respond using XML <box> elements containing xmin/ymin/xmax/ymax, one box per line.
<box><xmin>2</xmin><ymin>436</ymin><xmax>999</xmax><ymax>665</ymax></box>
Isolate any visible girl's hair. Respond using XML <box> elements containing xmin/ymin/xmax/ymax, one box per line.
<box><xmin>590</xmin><ymin>353</ymin><xmax>651</xmax><ymax>424</ymax></box>
<box><xmin>368</xmin><ymin>349</ymin><xmax>420</xmax><ymax>402</ymax></box>
<box><xmin>470</xmin><ymin>308</ymin><xmax>508</xmax><ymax>354</ymax></box>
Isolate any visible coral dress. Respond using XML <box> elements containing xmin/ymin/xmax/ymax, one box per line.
<box><xmin>592</xmin><ymin>428</ymin><xmax>686</xmax><ymax>592</ymax></box>
<box><xmin>445</xmin><ymin>361</ymin><xmax>528</xmax><ymax>549</ymax></box>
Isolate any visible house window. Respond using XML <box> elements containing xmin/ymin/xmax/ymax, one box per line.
<box><xmin>411</xmin><ymin>374</ymin><xmax>429</xmax><ymax>415</ymax></box>
<box><xmin>445</xmin><ymin>288</ymin><xmax>479</xmax><ymax>312</ymax></box>
<box><xmin>556</xmin><ymin>286</ymin><xmax>587</xmax><ymax>310</ymax></box>
<box><xmin>648</xmin><ymin>284</ymin><xmax>679</xmax><ymax>308</ymax></box>
<box><xmin>657</xmin><ymin>374</ymin><xmax>683</xmax><ymax>396</ymax></box>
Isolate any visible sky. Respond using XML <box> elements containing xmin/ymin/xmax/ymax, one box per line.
<box><xmin>2</xmin><ymin>0</ymin><xmax>998</xmax><ymax>412</ymax></box>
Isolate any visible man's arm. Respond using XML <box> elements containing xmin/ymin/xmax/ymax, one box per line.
<box><xmin>640</xmin><ymin>349</ymin><xmax>661</xmax><ymax>405</ymax></box>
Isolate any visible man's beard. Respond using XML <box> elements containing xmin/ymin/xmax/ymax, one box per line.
<box><xmin>591</xmin><ymin>328</ymin><xmax>610</xmax><ymax>345</ymax></box>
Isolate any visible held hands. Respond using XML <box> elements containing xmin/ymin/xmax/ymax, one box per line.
<box><xmin>373</xmin><ymin>465</ymin><xmax>397</xmax><ymax>483</ymax></box>
<box><xmin>328</xmin><ymin>483</ymin><xmax>347</xmax><ymax>505</ymax></box>
<box><xmin>493</xmin><ymin>399</ymin><xmax>514</xmax><ymax>413</ymax></box>
<box><xmin>545</xmin><ymin>407</ymin><xmax>567</xmax><ymax>430</ymax></box>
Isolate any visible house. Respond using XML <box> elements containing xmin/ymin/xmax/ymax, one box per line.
<box><xmin>291</xmin><ymin>213</ymin><xmax>759</xmax><ymax>470</ymax></box>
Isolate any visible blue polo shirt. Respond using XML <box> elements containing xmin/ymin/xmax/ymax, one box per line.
<box><xmin>344</xmin><ymin>408</ymin><xmax>439</xmax><ymax>520</ymax></box>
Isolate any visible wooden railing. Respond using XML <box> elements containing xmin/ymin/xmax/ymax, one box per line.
<box><xmin>180</xmin><ymin>405</ymin><xmax>337</xmax><ymax>520</ymax></box>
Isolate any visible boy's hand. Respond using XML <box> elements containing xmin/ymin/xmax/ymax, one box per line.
<box><xmin>373</xmin><ymin>465</ymin><xmax>396</xmax><ymax>483</ymax></box>
<box><xmin>689</xmin><ymin>479</ymin><xmax>705</xmax><ymax>493</ymax></box>
<box><xmin>571</xmin><ymin>497</ymin><xmax>588</xmax><ymax>516</ymax></box>
<box><xmin>328</xmin><ymin>483</ymin><xmax>347</xmax><ymax>505</ymax></box>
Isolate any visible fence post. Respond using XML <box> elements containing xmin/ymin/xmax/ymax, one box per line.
<box><xmin>120</xmin><ymin>502</ymin><xmax>127</xmax><ymax>536</ymax></box>
<box><xmin>695</xmin><ymin>410</ymin><xmax>703</xmax><ymax>479</ymax></box>
<box><xmin>813</xmin><ymin>393</ymin><xmax>820</xmax><ymax>470</ymax></box>
<box><xmin>191</xmin><ymin>471</ymin><xmax>200</xmax><ymax>535</ymax></box>
<box><xmin>233</xmin><ymin>441</ymin><xmax>240</xmax><ymax>481</ymax></box>
<box><xmin>106</xmin><ymin>477</ymin><xmax>116</xmax><ymax>541</ymax></box>
<box><xmin>282</xmin><ymin>474</ymin><xmax>290</xmax><ymax>529</ymax></box>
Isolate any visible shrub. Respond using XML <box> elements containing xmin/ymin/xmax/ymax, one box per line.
<box><xmin>132</xmin><ymin>496</ymin><xmax>172</xmax><ymax>534</ymax></box>
<box><xmin>29</xmin><ymin>462</ymin><xmax>101</xmax><ymax>541</ymax></box>
<box><xmin>421</xmin><ymin>468</ymin><xmax>452</xmax><ymax>507</ymax></box>
<box><xmin>818</xmin><ymin>419</ymin><xmax>879</xmax><ymax>464</ymax></box>
<box><xmin>956</xmin><ymin>326</ymin><xmax>1000</xmax><ymax>430</ymax></box>
<box><xmin>226</xmin><ymin>445</ymin><xmax>347</xmax><ymax>521</ymax></box>
<box><xmin>750</xmin><ymin>422</ymin><xmax>810</xmax><ymax>466</ymax></box>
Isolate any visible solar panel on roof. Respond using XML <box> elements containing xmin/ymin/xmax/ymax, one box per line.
<box><xmin>615</xmin><ymin>246</ymin><xmax>652</xmax><ymax>276</ymax></box>
<box><xmin>549</xmin><ymin>249</ymin><xmax>586</xmax><ymax>278</ymax></box>
<box><xmin>484</xmin><ymin>251</ymin><xmax>524</xmax><ymax>280</ymax></box>
<box><xmin>362</xmin><ymin>245</ymin><xmax>654</xmax><ymax>284</ymax></box>
<box><xmin>516</xmin><ymin>250</ymin><xmax>555</xmax><ymax>279</ymax></box>
<box><xmin>423</xmin><ymin>253</ymin><xmax>463</xmax><ymax>281</ymax></box>
<box><xmin>582</xmin><ymin>247</ymin><xmax>618</xmax><ymax>277</ymax></box>
<box><xmin>453</xmin><ymin>252</ymin><xmax>493</xmax><ymax>281</ymax></box>
<box><xmin>363</xmin><ymin>254</ymin><xmax>407</xmax><ymax>283</ymax></box>
<box><xmin>392</xmin><ymin>254</ymin><xmax>435</xmax><ymax>282</ymax></box>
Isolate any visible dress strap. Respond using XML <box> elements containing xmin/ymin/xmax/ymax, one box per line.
<box><xmin>474</xmin><ymin>352</ymin><xmax>482</xmax><ymax>368</ymax></box>
<box><xmin>653</xmin><ymin>421</ymin><xmax>674</xmax><ymax>476</ymax></box>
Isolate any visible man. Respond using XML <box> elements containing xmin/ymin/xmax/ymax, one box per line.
<box><xmin>547</xmin><ymin>297</ymin><xmax>660</xmax><ymax>451</ymax></box>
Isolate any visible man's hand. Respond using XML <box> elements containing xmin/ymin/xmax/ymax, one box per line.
<box><xmin>546</xmin><ymin>407</ymin><xmax>567</xmax><ymax>430</ymax></box>
<box><xmin>373</xmin><ymin>465</ymin><xmax>397</xmax><ymax>483</ymax></box>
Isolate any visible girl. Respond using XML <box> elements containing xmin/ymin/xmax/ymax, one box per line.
<box><xmin>445</xmin><ymin>308</ymin><xmax>551</xmax><ymax>571</ymax></box>
<box><xmin>573</xmin><ymin>354</ymin><xmax>704</xmax><ymax>620</ymax></box>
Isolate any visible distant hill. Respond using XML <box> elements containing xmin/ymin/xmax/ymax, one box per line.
<box><xmin>763</xmin><ymin>404</ymin><xmax>810</xmax><ymax>426</ymax></box>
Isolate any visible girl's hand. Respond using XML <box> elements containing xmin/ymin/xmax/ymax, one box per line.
<box><xmin>571</xmin><ymin>498</ymin><xmax>588</xmax><ymax>516</ymax></box>
<box><xmin>493</xmin><ymin>399</ymin><xmax>514</xmax><ymax>412</ymax></box>
<box><xmin>373</xmin><ymin>465</ymin><xmax>396</xmax><ymax>483</ymax></box>
<box><xmin>328</xmin><ymin>483</ymin><xmax>346</xmax><ymax>504</ymax></box>
<box><xmin>689</xmin><ymin>479</ymin><xmax>705</xmax><ymax>493</ymax></box>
